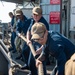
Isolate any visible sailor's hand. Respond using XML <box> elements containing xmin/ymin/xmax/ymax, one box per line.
<box><xmin>27</xmin><ymin>40</ymin><xmax>31</xmax><ymax>45</ymax></box>
<box><xmin>36</xmin><ymin>59</ymin><xmax>42</xmax><ymax>68</ymax></box>
<box><xmin>17</xmin><ymin>33</ymin><xmax>21</xmax><ymax>37</ymax></box>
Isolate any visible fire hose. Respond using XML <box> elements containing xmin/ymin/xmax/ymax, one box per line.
<box><xmin>19</xmin><ymin>34</ymin><xmax>44</xmax><ymax>75</ymax></box>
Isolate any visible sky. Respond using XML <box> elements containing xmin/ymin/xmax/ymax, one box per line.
<box><xmin>0</xmin><ymin>1</ymin><xmax>16</xmax><ymax>23</ymax></box>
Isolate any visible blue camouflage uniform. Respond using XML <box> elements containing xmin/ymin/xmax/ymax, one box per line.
<box><xmin>16</xmin><ymin>15</ymin><xmax>30</xmax><ymax>64</ymax></box>
<box><xmin>11</xmin><ymin>16</ymin><xmax>15</xmax><ymax>27</ymax></box>
<box><xmin>10</xmin><ymin>16</ymin><xmax>16</xmax><ymax>52</ymax></box>
<box><xmin>40</xmin><ymin>31</ymin><xmax>75</xmax><ymax>75</ymax></box>
<box><xmin>16</xmin><ymin>15</ymin><xmax>28</xmax><ymax>35</ymax></box>
<box><xmin>27</xmin><ymin>16</ymin><xmax>49</xmax><ymax>75</ymax></box>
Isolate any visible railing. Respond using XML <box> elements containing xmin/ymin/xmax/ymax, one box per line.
<box><xmin>0</xmin><ymin>25</ymin><xmax>4</xmax><ymax>41</ymax></box>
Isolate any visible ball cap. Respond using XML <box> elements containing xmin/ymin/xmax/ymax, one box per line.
<box><xmin>31</xmin><ymin>22</ymin><xmax>46</xmax><ymax>39</ymax></box>
<box><xmin>15</xmin><ymin>8</ymin><xmax>22</xmax><ymax>16</ymax></box>
<box><xmin>32</xmin><ymin>6</ymin><xmax>42</xmax><ymax>15</ymax></box>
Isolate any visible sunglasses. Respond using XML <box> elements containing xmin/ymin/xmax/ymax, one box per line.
<box><xmin>33</xmin><ymin>39</ymin><xmax>40</xmax><ymax>41</ymax></box>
